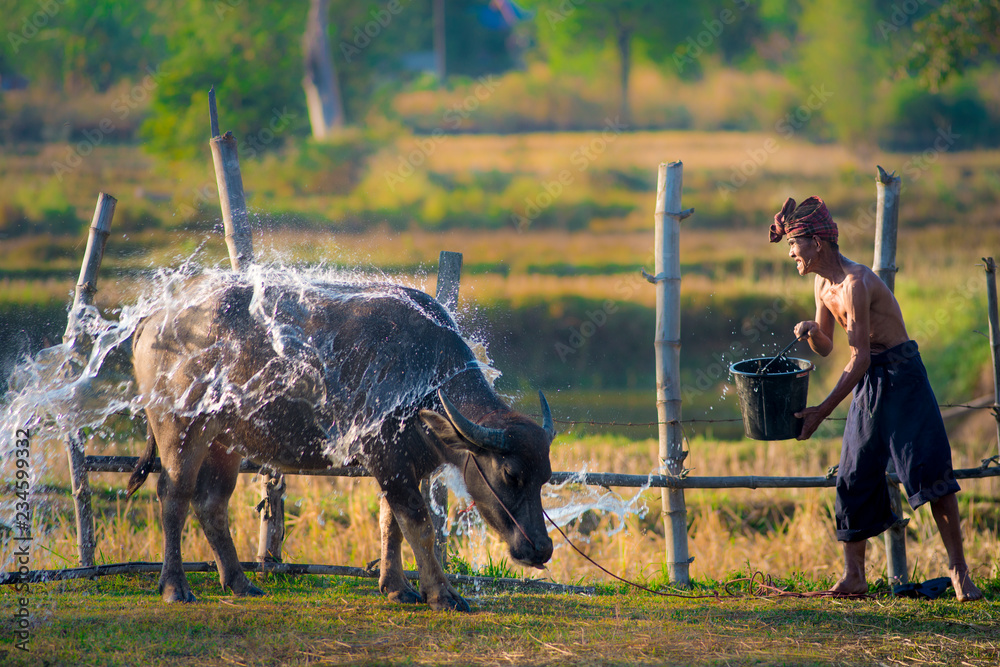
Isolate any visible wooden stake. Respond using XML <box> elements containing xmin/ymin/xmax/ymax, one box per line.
<box><xmin>435</xmin><ymin>251</ymin><xmax>463</xmax><ymax>313</ymax></box>
<box><xmin>209</xmin><ymin>89</ymin><xmax>253</xmax><ymax>271</ymax></box>
<box><xmin>425</xmin><ymin>250</ymin><xmax>463</xmax><ymax>568</ymax></box>
<box><xmin>209</xmin><ymin>90</ymin><xmax>280</xmax><ymax>562</ymax></box>
<box><xmin>209</xmin><ymin>86</ymin><xmax>220</xmax><ymax>139</ymax></box>
<box><xmin>63</xmin><ymin>192</ymin><xmax>117</xmax><ymax>568</ymax></box>
<box><xmin>65</xmin><ymin>193</ymin><xmax>116</xmax><ymax>343</ymax></box>
<box><xmin>874</xmin><ymin>166</ymin><xmax>901</xmax><ymax>291</ymax></box>
<box><xmin>983</xmin><ymin>257</ymin><xmax>1000</xmax><ymax>458</ymax></box>
<box><xmin>255</xmin><ymin>472</ymin><xmax>286</xmax><ymax>563</ymax></box>
<box><xmin>874</xmin><ymin>166</ymin><xmax>908</xmax><ymax>588</ymax></box>
<box><xmin>653</xmin><ymin>162</ymin><xmax>691</xmax><ymax>586</ymax></box>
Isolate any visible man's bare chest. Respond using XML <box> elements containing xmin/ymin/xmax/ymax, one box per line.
<box><xmin>819</xmin><ymin>285</ymin><xmax>850</xmax><ymax>328</ymax></box>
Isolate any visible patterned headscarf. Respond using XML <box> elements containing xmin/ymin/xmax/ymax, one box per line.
<box><xmin>769</xmin><ymin>196</ymin><xmax>838</xmax><ymax>244</ymax></box>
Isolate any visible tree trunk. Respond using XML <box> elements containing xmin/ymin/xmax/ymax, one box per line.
<box><xmin>616</xmin><ymin>25</ymin><xmax>632</xmax><ymax>128</ymax></box>
<box><xmin>302</xmin><ymin>0</ymin><xmax>345</xmax><ymax>139</ymax></box>
<box><xmin>433</xmin><ymin>0</ymin><xmax>446</xmax><ymax>84</ymax></box>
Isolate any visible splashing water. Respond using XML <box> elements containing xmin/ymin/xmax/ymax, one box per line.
<box><xmin>0</xmin><ymin>256</ymin><xmax>498</xmax><ymax>568</ymax></box>
<box><xmin>425</xmin><ymin>459</ymin><xmax>651</xmax><ymax>576</ymax></box>
<box><xmin>1</xmin><ymin>251</ymin><xmax>647</xmax><ymax>577</ymax></box>
<box><xmin>543</xmin><ymin>463</ymin><xmax>650</xmax><ymax>544</ymax></box>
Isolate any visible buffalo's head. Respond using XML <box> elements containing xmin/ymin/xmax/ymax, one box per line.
<box><xmin>419</xmin><ymin>390</ymin><xmax>555</xmax><ymax>569</ymax></box>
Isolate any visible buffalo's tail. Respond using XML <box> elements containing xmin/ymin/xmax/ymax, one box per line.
<box><xmin>126</xmin><ymin>424</ymin><xmax>157</xmax><ymax>499</ymax></box>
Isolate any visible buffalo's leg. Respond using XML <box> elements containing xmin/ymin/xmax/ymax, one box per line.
<box><xmin>150</xmin><ymin>419</ymin><xmax>216</xmax><ymax>602</ymax></box>
<box><xmin>152</xmin><ymin>417</ymin><xmax>215</xmax><ymax>603</ymax></box>
<box><xmin>192</xmin><ymin>441</ymin><xmax>262</xmax><ymax>597</ymax></box>
<box><xmin>378</xmin><ymin>495</ymin><xmax>423</xmax><ymax>604</ymax></box>
<box><xmin>383</xmin><ymin>485</ymin><xmax>469</xmax><ymax>612</ymax></box>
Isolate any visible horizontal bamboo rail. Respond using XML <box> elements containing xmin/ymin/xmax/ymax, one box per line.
<box><xmin>0</xmin><ymin>561</ymin><xmax>593</xmax><ymax>594</ymax></box>
<box><xmin>84</xmin><ymin>455</ymin><xmax>1000</xmax><ymax>489</ymax></box>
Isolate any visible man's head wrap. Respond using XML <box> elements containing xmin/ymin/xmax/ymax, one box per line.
<box><xmin>769</xmin><ymin>196</ymin><xmax>838</xmax><ymax>244</ymax></box>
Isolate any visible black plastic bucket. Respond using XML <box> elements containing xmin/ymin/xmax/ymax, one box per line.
<box><xmin>729</xmin><ymin>356</ymin><xmax>814</xmax><ymax>440</ymax></box>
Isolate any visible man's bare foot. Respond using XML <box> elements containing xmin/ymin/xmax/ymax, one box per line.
<box><xmin>950</xmin><ymin>566</ymin><xmax>983</xmax><ymax>602</ymax></box>
<box><xmin>830</xmin><ymin>573</ymin><xmax>868</xmax><ymax>595</ymax></box>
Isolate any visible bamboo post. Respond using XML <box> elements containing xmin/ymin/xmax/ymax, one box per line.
<box><xmin>209</xmin><ymin>87</ymin><xmax>253</xmax><ymax>272</ymax></box>
<box><xmin>652</xmin><ymin>162</ymin><xmax>692</xmax><ymax>585</ymax></box>
<box><xmin>874</xmin><ymin>166</ymin><xmax>908</xmax><ymax>587</ymax></box>
<box><xmin>435</xmin><ymin>251</ymin><xmax>463</xmax><ymax>313</ymax></box>
<box><xmin>425</xmin><ymin>250</ymin><xmax>463</xmax><ymax>568</ymax></box>
<box><xmin>63</xmin><ymin>192</ymin><xmax>116</xmax><ymax>567</ymax></box>
<box><xmin>208</xmin><ymin>89</ymin><xmax>283</xmax><ymax>562</ymax></box>
<box><xmin>983</xmin><ymin>258</ymin><xmax>1000</xmax><ymax>458</ymax></box>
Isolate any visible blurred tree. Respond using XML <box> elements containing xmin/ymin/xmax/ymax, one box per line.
<box><xmin>527</xmin><ymin>1</ymin><xmax>706</xmax><ymax>127</ymax></box>
<box><xmin>0</xmin><ymin>0</ymin><xmax>164</xmax><ymax>92</ymax></box>
<box><xmin>303</xmin><ymin>0</ymin><xmax>346</xmax><ymax>138</ymax></box>
<box><xmin>142</xmin><ymin>1</ymin><xmax>439</xmax><ymax>158</ymax></box>
<box><xmin>140</xmin><ymin>1</ymin><xmax>308</xmax><ymax>160</ymax></box>
<box><xmin>906</xmin><ymin>0</ymin><xmax>1000</xmax><ymax>91</ymax></box>
<box><xmin>796</xmin><ymin>0</ymin><xmax>884</xmax><ymax>146</ymax></box>
<box><xmin>747</xmin><ymin>0</ymin><xmax>802</xmax><ymax>66</ymax></box>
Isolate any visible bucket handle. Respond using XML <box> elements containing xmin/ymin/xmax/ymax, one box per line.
<box><xmin>757</xmin><ymin>334</ymin><xmax>805</xmax><ymax>375</ymax></box>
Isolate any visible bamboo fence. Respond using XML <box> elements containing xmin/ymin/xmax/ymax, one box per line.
<box><xmin>5</xmin><ymin>103</ymin><xmax>1000</xmax><ymax>589</ymax></box>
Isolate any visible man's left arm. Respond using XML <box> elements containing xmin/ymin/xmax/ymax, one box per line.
<box><xmin>796</xmin><ymin>277</ymin><xmax>872</xmax><ymax>440</ymax></box>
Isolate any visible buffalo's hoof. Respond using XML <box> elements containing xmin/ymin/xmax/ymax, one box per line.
<box><xmin>238</xmin><ymin>583</ymin><xmax>265</xmax><ymax>597</ymax></box>
<box><xmin>162</xmin><ymin>588</ymin><xmax>197</xmax><ymax>603</ymax></box>
<box><xmin>387</xmin><ymin>588</ymin><xmax>425</xmax><ymax>605</ymax></box>
<box><xmin>228</xmin><ymin>576</ymin><xmax>265</xmax><ymax>597</ymax></box>
<box><xmin>427</xmin><ymin>591</ymin><xmax>471</xmax><ymax>613</ymax></box>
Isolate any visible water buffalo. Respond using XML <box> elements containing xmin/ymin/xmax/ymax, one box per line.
<box><xmin>127</xmin><ymin>272</ymin><xmax>555</xmax><ymax>611</ymax></box>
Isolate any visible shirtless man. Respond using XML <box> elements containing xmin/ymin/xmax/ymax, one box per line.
<box><xmin>770</xmin><ymin>196</ymin><xmax>982</xmax><ymax>601</ymax></box>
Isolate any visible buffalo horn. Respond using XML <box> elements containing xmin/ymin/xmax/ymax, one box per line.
<box><xmin>538</xmin><ymin>391</ymin><xmax>555</xmax><ymax>440</ymax></box>
<box><xmin>437</xmin><ymin>389</ymin><xmax>508</xmax><ymax>451</ymax></box>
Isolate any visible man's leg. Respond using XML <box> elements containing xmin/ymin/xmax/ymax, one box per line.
<box><xmin>930</xmin><ymin>492</ymin><xmax>983</xmax><ymax>601</ymax></box>
<box><xmin>831</xmin><ymin>539</ymin><xmax>868</xmax><ymax>594</ymax></box>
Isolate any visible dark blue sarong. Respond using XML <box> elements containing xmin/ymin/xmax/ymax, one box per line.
<box><xmin>835</xmin><ymin>340</ymin><xmax>960</xmax><ymax>542</ymax></box>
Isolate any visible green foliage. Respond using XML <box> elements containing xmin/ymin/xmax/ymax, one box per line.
<box><xmin>481</xmin><ymin>555</ymin><xmax>519</xmax><ymax>580</ymax></box>
<box><xmin>0</xmin><ymin>0</ymin><xmax>166</xmax><ymax>92</ymax></box>
<box><xmin>907</xmin><ymin>0</ymin><xmax>1000</xmax><ymax>91</ymax></box>
<box><xmin>877</xmin><ymin>78</ymin><xmax>1000</xmax><ymax>150</ymax></box>
<box><xmin>140</xmin><ymin>1</ymin><xmax>310</xmax><ymax>160</ymax></box>
<box><xmin>446</xmin><ymin>554</ymin><xmax>519</xmax><ymax>580</ymax></box>
<box><xmin>253</xmin><ymin>130</ymin><xmax>385</xmax><ymax>198</ymax></box>
<box><xmin>796</xmin><ymin>0</ymin><xmax>883</xmax><ymax>145</ymax></box>
<box><xmin>527</xmin><ymin>0</ymin><xmax>708</xmax><ymax>119</ymax></box>
<box><xmin>0</xmin><ymin>181</ymin><xmax>85</xmax><ymax>238</ymax></box>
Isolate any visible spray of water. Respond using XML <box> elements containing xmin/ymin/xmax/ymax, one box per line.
<box><xmin>1</xmin><ymin>250</ymin><xmax>647</xmax><ymax>577</ymax></box>
<box><xmin>543</xmin><ymin>463</ymin><xmax>650</xmax><ymax>543</ymax></box>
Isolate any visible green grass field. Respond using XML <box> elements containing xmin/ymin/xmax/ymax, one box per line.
<box><xmin>2</xmin><ymin>573</ymin><xmax>999</xmax><ymax>666</ymax></box>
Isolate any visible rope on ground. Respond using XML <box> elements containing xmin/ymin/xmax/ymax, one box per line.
<box><xmin>544</xmin><ymin>509</ymin><xmax>872</xmax><ymax>601</ymax></box>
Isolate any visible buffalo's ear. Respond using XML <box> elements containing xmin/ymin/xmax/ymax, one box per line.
<box><xmin>419</xmin><ymin>409</ymin><xmax>471</xmax><ymax>451</ymax></box>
